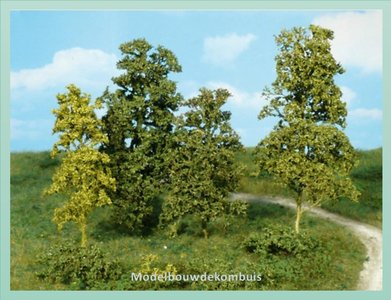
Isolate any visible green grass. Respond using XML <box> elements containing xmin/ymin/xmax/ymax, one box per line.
<box><xmin>11</xmin><ymin>151</ymin><xmax>367</xmax><ymax>290</ymax></box>
<box><xmin>237</xmin><ymin>147</ymin><xmax>382</xmax><ymax>228</ymax></box>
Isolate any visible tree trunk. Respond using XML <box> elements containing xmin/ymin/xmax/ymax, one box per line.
<box><xmin>80</xmin><ymin>223</ymin><xmax>87</xmax><ymax>247</ymax></box>
<box><xmin>295</xmin><ymin>201</ymin><xmax>302</xmax><ymax>234</ymax></box>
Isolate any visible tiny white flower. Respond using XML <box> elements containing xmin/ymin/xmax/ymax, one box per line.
<box><xmin>163</xmin><ymin>245</ymin><xmax>167</xmax><ymax>249</ymax></box>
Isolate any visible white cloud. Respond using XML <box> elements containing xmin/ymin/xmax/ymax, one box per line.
<box><xmin>313</xmin><ymin>10</ymin><xmax>382</xmax><ymax>73</ymax></box>
<box><xmin>349</xmin><ymin>108</ymin><xmax>382</xmax><ymax>120</ymax></box>
<box><xmin>11</xmin><ymin>48</ymin><xmax>118</xmax><ymax>91</ymax></box>
<box><xmin>340</xmin><ymin>86</ymin><xmax>356</xmax><ymax>107</ymax></box>
<box><xmin>202</xmin><ymin>33</ymin><xmax>256</xmax><ymax>66</ymax></box>
<box><xmin>207</xmin><ymin>81</ymin><xmax>266</xmax><ymax>108</ymax></box>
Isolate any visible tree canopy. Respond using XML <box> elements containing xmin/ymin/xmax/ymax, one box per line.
<box><xmin>160</xmin><ymin>88</ymin><xmax>246</xmax><ymax>238</ymax></box>
<box><xmin>100</xmin><ymin>38</ymin><xmax>183</xmax><ymax>231</ymax></box>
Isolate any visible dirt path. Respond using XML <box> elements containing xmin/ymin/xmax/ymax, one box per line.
<box><xmin>232</xmin><ymin>193</ymin><xmax>382</xmax><ymax>291</ymax></box>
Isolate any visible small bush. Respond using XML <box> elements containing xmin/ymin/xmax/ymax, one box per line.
<box><xmin>226</xmin><ymin>199</ymin><xmax>248</xmax><ymax>216</ymax></box>
<box><xmin>242</xmin><ymin>225</ymin><xmax>335</xmax><ymax>289</ymax></box>
<box><xmin>242</xmin><ymin>225</ymin><xmax>321</xmax><ymax>256</ymax></box>
<box><xmin>36</xmin><ymin>241</ymin><xmax>123</xmax><ymax>289</ymax></box>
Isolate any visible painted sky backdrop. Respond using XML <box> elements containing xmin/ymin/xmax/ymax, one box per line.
<box><xmin>10</xmin><ymin>10</ymin><xmax>382</xmax><ymax>151</ymax></box>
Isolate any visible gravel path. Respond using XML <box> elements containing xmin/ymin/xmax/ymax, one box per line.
<box><xmin>232</xmin><ymin>193</ymin><xmax>382</xmax><ymax>291</ymax></box>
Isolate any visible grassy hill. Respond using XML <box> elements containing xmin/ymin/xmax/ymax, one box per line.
<box><xmin>10</xmin><ymin>150</ymin><xmax>376</xmax><ymax>290</ymax></box>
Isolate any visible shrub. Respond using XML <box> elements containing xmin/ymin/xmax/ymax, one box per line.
<box><xmin>242</xmin><ymin>225</ymin><xmax>334</xmax><ymax>289</ymax></box>
<box><xmin>36</xmin><ymin>241</ymin><xmax>123</xmax><ymax>290</ymax></box>
<box><xmin>242</xmin><ymin>225</ymin><xmax>321</xmax><ymax>256</ymax></box>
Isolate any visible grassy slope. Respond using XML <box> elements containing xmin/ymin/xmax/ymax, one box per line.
<box><xmin>238</xmin><ymin>148</ymin><xmax>382</xmax><ymax>228</ymax></box>
<box><xmin>11</xmin><ymin>151</ymin><xmax>367</xmax><ymax>290</ymax></box>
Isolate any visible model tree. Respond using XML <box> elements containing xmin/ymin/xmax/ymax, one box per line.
<box><xmin>46</xmin><ymin>84</ymin><xmax>115</xmax><ymax>247</ymax></box>
<box><xmin>160</xmin><ymin>88</ymin><xmax>246</xmax><ymax>238</ymax></box>
<box><xmin>100</xmin><ymin>38</ymin><xmax>183</xmax><ymax>231</ymax></box>
<box><xmin>254</xmin><ymin>25</ymin><xmax>360</xmax><ymax>233</ymax></box>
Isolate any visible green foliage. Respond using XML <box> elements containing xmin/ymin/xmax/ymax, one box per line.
<box><xmin>100</xmin><ymin>38</ymin><xmax>183</xmax><ymax>232</ymax></box>
<box><xmin>241</xmin><ymin>224</ymin><xmax>339</xmax><ymax>289</ymax></box>
<box><xmin>36</xmin><ymin>240</ymin><xmax>122</xmax><ymax>290</ymax></box>
<box><xmin>259</xmin><ymin>25</ymin><xmax>346</xmax><ymax>127</ymax></box>
<box><xmin>160</xmin><ymin>88</ymin><xmax>246</xmax><ymax>236</ymax></box>
<box><xmin>255</xmin><ymin>25</ymin><xmax>360</xmax><ymax>232</ymax></box>
<box><xmin>45</xmin><ymin>85</ymin><xmax>115</xmax><ymax>246</ymax></box>
<box><xmin>256</xmin><ymin>123</ymin><xmax>360</xmax><ymax>204</ymax></box>
<box><xmin>242</xmin><ymin>225</ymin><xmax>321</xmax><ymax>256</ymax></box>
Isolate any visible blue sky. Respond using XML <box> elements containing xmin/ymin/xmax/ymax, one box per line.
<box><xmin>10</xmin><ymin>10</ymin><xmax>382</xmax><ymax>151</ymax></box>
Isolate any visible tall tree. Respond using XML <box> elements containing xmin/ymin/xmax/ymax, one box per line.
<box><xmin>254</xmin><ymin>25</ymin><xmax>360</xmax><ymax>233</ymax></box>
<box><xmin>100</xmin><ymin>38</ymin><xmax>183</xmax><ymax>231</ymax></box>
<box><xmin>160</xmin><ymin>88</ymin><xmax>246</xmax><ymax>238</ymax></box>
<box><xmin>46</xmin><ymin>84</ymin><xmax>115</xmax><ymax>247</ymax></box>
